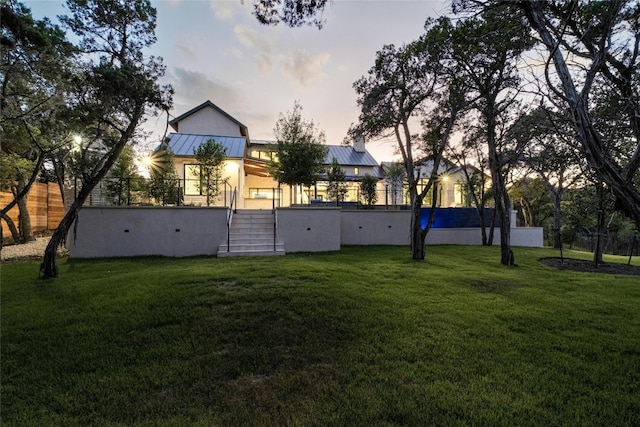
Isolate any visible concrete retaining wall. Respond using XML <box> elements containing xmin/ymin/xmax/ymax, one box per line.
<box><xmin>276</xmin><ymin>207</ymin><xmax>341</xmax><ymax>252</ymax></box>
<box><xmin>341</xmin><ymin>210</ymin><xmax>542</xmax><ymax>247</ymax></box>
<box><xmin>69</xmin><ymin>207</ymin><xmax>227</xmax><ymax>258</ymax></box>
<box><xmin>341</xmin><ymin>210</ymin><xmax>411</xmax><ymax>245</ymax></box>
<box><xmin>69</xmin><ymin>207</ymin><xmax>542</xmax><ymax>258</ymax></box>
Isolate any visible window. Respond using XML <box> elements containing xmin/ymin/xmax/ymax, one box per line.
<box><xmin>454</xmin><ymin>182</ymin><xmax>467</xmax><ymax>206</ymax></box>
<box><xmin>249</xmin><ymin>150</ymin><xmax>276</xmax><ymax>161</ymax></box>
<box><xmin>184</xmin><ymin>164</ymin><xmax>202</xmax><ymax>195</ymax></box>
<box><xmin>354</xmin><ymin>167</ymin><xmax>359</xmax><ymax>175</ymax></box>
<box><xmin>250</xmin><ymin>188</ymin><xmax>281</xmax><ymax>200</ymax></box>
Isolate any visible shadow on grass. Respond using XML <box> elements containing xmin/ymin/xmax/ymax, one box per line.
<box><xmin>2</xmin><ymin>269</ymin><xmax>362</xmax><ymax>425</ymax></box>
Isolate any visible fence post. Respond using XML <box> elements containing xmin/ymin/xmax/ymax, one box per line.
<box><xmin>385</xmin><ymin>185</ymin><xmax>389</xmax><ymax>210</ymax></box>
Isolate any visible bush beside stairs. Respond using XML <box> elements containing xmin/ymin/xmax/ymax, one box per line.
<box><xmin>217</xmin><ymin>210</ymin><xmax>285</xmax><ymax>257</ymax></box>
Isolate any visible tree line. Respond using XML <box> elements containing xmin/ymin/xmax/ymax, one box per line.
<box><xmin>253</xmin><ymin>0</ymin><xmax>639</xmax><ymax>265</ymax></box>
<box><xmin>2</xmin><ymin>0</ymin><xmax>638</xmax><ymax>276</ymax></box>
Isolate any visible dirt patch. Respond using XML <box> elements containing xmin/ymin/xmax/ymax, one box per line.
<box><xmin>540</xmin><ymin>257</ymin><xmax>640</xmax><ymax>276</ymax></box>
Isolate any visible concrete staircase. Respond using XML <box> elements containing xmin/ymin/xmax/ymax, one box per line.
<box><xmin>217</xmin><ymin>210</ymin><xmax>285</xmax><ymax>257</ymax></box>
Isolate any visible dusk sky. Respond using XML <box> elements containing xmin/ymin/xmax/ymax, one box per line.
<box><xmin>27</xmin><ymin>0</ymin><xmax>450</xmax><ymax>162</ymax></box>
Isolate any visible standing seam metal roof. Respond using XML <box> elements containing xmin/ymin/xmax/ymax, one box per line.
<box><xmin>166</xmin><ymin>133</ymin><xmax>247</xmax><ymax>158</ymax></box>
<box><xmin>325</xmin><ymin>145</ymin><xmax>378</xmax><ymax>167</ymax></box>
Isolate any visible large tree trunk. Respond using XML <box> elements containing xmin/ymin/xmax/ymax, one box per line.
<box><xmin>41</xmin><ymin>105</ymin><xmax>144</xmax><ymax>279</ymax></box>
<box><xmin>1</xmin><ymin>213</ymin><xmax>21</xmax><ymax>243</ymax></box>
<box><xmin>486</xmin><ymin>112</ymin><xmax>514</xmax><ymax>265</ymax></box>
<box><xmin>17</xmin><ymin>194</ymin><xmax>34</xmax><ymax>243</ymax></box>
<box><xmin>552</xmin><ymin>191</ymin><xmax>562</xmax><ymax>249</ymax></box>
<box><xmin>522</xmin><ymin>1</ymin><xmax>640</xmax><ymax>229</ymax></box>
<box><xmin>410</xmin><ymin>195</ymin><xmax>425</xmax><ymax>260</ymax></box>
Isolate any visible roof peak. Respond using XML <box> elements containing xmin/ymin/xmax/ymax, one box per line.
<box><xmin>169</xmin><ymin>101</ymin><xmax>248</xmax><ymax>136</ymax></box>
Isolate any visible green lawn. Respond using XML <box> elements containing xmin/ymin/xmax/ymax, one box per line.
<box><xmin>2</xmin><ymin>246</ymin><xmax>639</xmax><ymax>426</ymax></box>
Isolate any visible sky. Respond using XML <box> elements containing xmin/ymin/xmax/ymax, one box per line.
<box><xmin>26</xmin><ymin>0</ymin><xmax>450</xmax><ymax>162</ymax></box>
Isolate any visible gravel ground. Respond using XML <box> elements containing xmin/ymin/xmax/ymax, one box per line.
<box><xmin>1</xmin><ymin>237</ymin><xmax>68</xmax><ymax>262</ymax></box>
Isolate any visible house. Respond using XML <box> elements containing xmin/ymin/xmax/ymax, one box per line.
<box><xmin>380</xmin><ymin>158</ymin><xmax>491</xmax><ymax>208</ymax></box>
<box><xmin>163</xmin><ymin>100</ymin><xmax>381</xmax><ymax>209</ymax></box>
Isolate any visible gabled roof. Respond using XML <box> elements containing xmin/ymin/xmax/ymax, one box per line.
<box><xmin>165</xmin><ymin>133</ymin><xmax>246</xmax><ymax>158</ymax></box>
<box><xmin>169</xmin><ymin>100</ymin><xmax>249</xmax><ymax>136</ymax></box>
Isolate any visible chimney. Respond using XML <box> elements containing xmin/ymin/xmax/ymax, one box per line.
<box><xmin>353</xmin><ymin>134</ymin><xmax>365</xmax><ymax>153</ymax></box>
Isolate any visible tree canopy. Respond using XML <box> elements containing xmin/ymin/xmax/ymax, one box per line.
<box><xmin>268</xmin><ymin>101</ymin><xmax>328</xmax><ymax>189</ymax></box>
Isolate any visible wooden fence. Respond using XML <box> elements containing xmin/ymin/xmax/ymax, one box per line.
<box><xmin>1</xmin><ymin>182</ymin><xmax>64</xmax><ymax>236</ymax></box>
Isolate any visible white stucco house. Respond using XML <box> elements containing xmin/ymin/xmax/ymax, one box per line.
<box><xmin>163</xmin><ymin>100</ymin><xmax>382</xmax><ymax>208</ymax></box>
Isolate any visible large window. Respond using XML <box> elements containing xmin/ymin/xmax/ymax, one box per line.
<box><xmin>184</xmin><ymin>164</ymin><xmax>201</xmax><ymax>195</ymax></box>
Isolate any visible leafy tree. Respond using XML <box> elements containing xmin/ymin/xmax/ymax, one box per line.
<box><xmin>359</xmin><ymin>174</ymin><xmax>378</xmax><ymax>208</ymax></box>
<box><xmin>352</xmin><ymin>18</ymin><xmax>468</xmax><ymax>260</ymax></box>
<box><xmin>518</xmin><ymin>106</ymin><xmax>584</xmax><ymax>248</ymax></box>
<box><xmin>504</xmin><ymin>0</ymin><xmax>640</xmax><ymax>229</ymax></box>
<box><xmin>147</xmin><ymin>147</ymin><xmax>181</xmax><ymax>205</ymax></box>
<box><xmin>251</xmin><ymin>0</ymin><xmax>328</xmax><ymax>28</ymax></box>
<box><xmin>0</xmin><ymin>1</ymin><xmax>76</xmax><ymax>244</ymax></box>
<box><xmin>451</xmin><ymin>8</ymin><xmax>534</xmax><ymax>265</ymax></box>
<box><xmin>448</xmin><ymin>129</ymin><xmax>495</xmax><ymax>245</ymax></box>
<box><xmin>191</xmin><ymin>138</ymin><xmax>226</xmax><ymax>206</ymax></box>
<box><xmin>105</xmin><ymin>145</ymin><xmax>145</xmax><ymax>205</ymax></box>
<box><xmin>326</xmin><ymin>157</ymin><xmax>347</xmax><ymax>203</ymax></box>
<box><xmin>268</xmin><ymin>101</ymin><xmax>328</xmax><ymax>203</ymax></box>
<box><xmin>509</xmin><ymin>177</ymin><xmax>552</xmax><ymax>228</ymax></box>
<box><xmin>383</xmin><ymin>162</ymin><xmax>405</xmax><ymax>205</ymax></box>
<box><xmin>41</xmin><ymin>0</ymin><xmax>173</xmax><ymax>278</ymax></box>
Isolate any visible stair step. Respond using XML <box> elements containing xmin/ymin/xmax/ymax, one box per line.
<box><xmin>217</xmin><ymin>249</ymin><xmax>286</xmax><ymax>258</ymax></box>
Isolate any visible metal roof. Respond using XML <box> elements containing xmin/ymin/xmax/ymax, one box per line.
<box><xmin>165</xmin><ymin>133</ymin><xmax>247</xmax><ymax>158</ymax></box>
<box><xmin>325</xmin><ymin>145</ymin><xmax>379</xmax><ymax>167</ymax></box>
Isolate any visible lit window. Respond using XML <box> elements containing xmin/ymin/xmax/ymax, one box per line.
<box><xmin>354</xmin><ymin>167</ymin><xmax>359</xmax><ymax>175</ymax></box>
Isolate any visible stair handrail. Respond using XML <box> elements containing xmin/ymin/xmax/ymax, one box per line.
<box><xmin>227</xmin><ymin>187</ymin><xmax>237</xmax><ymax>252</ymax></box>
<box><xmin>272</xmin><ymin>187</ymin><xmax>277</xmax><ymax>251</ymax></box>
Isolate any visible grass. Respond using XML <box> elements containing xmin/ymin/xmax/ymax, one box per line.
<box><xmin>2</xmin><ymin>246</ymin><xmax>639</xmax><ymax>426</ymax></box>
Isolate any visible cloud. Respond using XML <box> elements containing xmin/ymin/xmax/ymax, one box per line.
<box><xmin>234</xmin><ymin>24</ymin><xmax>273</xmax><ymax>52</ymax></box>
<box><xmin>169</xmin><ymin>67</ymin><xmax>241</xmax><ymax>109</ymax></box>
<box><xmin>209</xmin><ymin>0</ymin><xmax>235</xmax><ymax>20</ymax></box>
<box><xmin>174</xmin><ymin>41</ymin><xmax>199</xmax><ymax>61</ymax></box>
<box><xmin>234</xmin><ymin>24</ymin><xmax>276</xmax><ymax>72</ymax></box>
<box><xmin>225</xmin><ymin>46</ymin><xmax>243</xmax><ymax>59</ymax></box>
<box><xmin>282</xmin><ymin>50</ymin><xmax>331</xmax><ymax>87</ymax></box>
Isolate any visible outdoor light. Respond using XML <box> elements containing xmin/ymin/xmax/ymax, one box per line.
<box><xmin>72</xmin><ymin>135</ymin><xmax>82</xmax><ymax>152</ymax></box>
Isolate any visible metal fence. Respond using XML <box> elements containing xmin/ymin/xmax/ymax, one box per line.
<box><xmin>81</xmin><ymin>177</ymin><xmax>236</xmax><ymax>207</ymax></box>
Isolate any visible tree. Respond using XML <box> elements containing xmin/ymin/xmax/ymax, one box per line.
<box><xmin>191</xmin><ymin>138</ymin><xmax>226</xmax><ymax>206</ymax></box>
<box><xmin>147</xmin><ymin>147</ymin><xmax>181</xmax><ymax>205</ymax></box>
<box><xmin>251</xmin><ymin>0</ymin><xmax>328</xmax><ymax>28</ymax></box>
<box><xmin>383</xmin><ymin>162</ymin><xmax>405</xmax><ymax>205</ymax></box>
<box><xmin>359</xmin><ymin>174</ymin><xmax>378</xmax><ymax>208</ymax></box>
<box><xmin>352</xmin><ymin>18</ymin><xmax>466</xmax><ymax>260</ymax></box>
<box><xmin>451</xmin><ymin>8</ymin><xmax>534</xmax><ymax>265</ymax></box>
<box><xmin>509</xmin><ymin>177</ymin><xmax>552</xmax><ymax>228</ymax></box>
<box><xmin>511</xmin><ymin>0</ymin><xmax>640</xmax><ymax>228</ymax></box>
<box><xmin>268</xmin><ymin>101</ymin><xmax>328</xmax><ymax>204</ymax></box>
<box><xmin>448</xmin><ymin>128</ymin><xmax>495</xmax><ymax>245</ymax></box>
<box><xmin>326</xmin><ymin>157</ymin><xmax>347</xmax><ymax>204</ymax></box>
<box><xmin>517</xmin><ymin>106</ymin><xmax>584</xmax><ymax>248</ymax></box>
<box><xmin>40</xmin><ymin>0</ymin><xmax>172</xmax><ymax>278</ymax></box>
<box><xmin>105</xmin><ymin>145</ymin><xmax>145</xmax><ymax>205</ymax></box>
<box><xmin>0</xmin><ymin>1</ymin><xmax>76</xmax><ymax>244</ymax></box>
